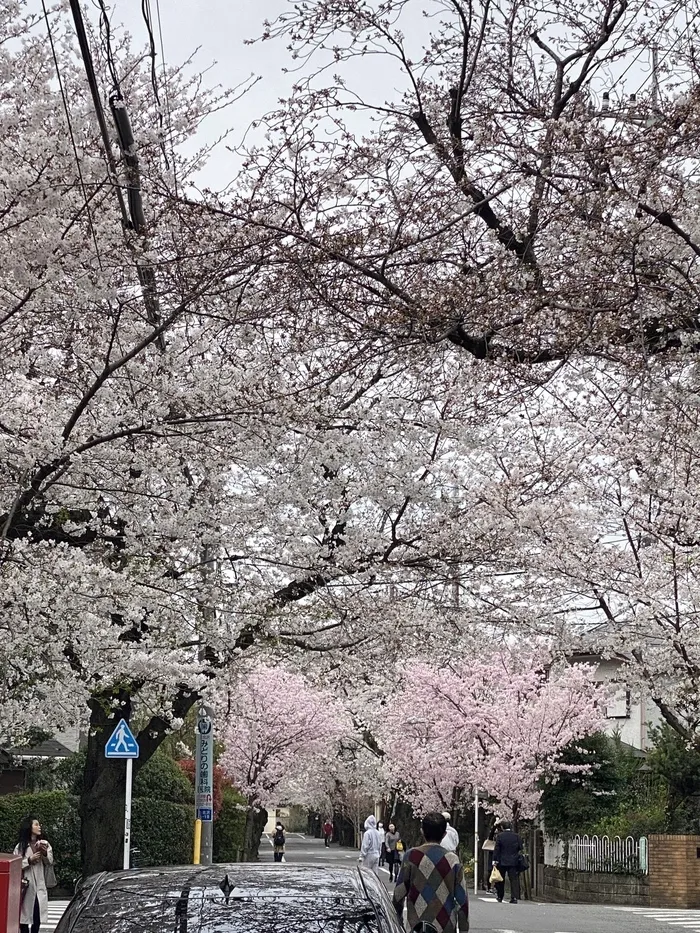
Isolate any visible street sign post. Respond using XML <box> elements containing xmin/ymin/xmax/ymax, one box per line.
<box><xmin>195</xmin><ymin>707</ymin><xmax>214</xmax><ymax>866</ymax></box>
<box><xmin>105</xmin><ymin>719</ymin><xmax>140</xmax><ymax>870</ymax></box>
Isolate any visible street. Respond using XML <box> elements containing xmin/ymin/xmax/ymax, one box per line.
<box><xmin>258</xmin><ymin>833</ymin><xmax>700</xmax><ymax>933</ymax></box>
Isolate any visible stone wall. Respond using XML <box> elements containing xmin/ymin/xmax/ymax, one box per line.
<box><xmin>648</xmin><ymin>834</ymin><xmax>700</xmax><ymax>908</ymax></box>
<box><xmin>542</xmin><ymin>866</ymin><xmax>650</xmax><ymax>906</ymax></box>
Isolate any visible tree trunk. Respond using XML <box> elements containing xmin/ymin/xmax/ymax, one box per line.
<box><xmin>79</xmin><ymin>684</ymin><xmax>199</xmax><ymax>877</ymax></box>
<box><xmin>243</xmin><ymin>805</ymin><xmax>268</xmax><ymax>861</ymax></box>
<box><xmin>79</xmin><ymin>757</ymin><xmax>129</xmax><ymax>875</ymax></box>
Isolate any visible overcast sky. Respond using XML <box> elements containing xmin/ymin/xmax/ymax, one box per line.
<box><xmin>105</xmin><ymin>1</ymin><xmax>299</xmax><ymax>188</ymax></box>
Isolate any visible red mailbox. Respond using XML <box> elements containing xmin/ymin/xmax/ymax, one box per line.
<box><xmin>0</xmin><ymin>854</ymin><xmax>21</xmax><ymax>933</ymax></box>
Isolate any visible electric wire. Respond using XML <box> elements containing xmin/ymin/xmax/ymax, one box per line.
<box><xmin>67</xmin><ymin>0</ymin><xmax>130</xmax><ymax>230</ymax></box>
<box><xmin>607</xmin><ymin>3</ymin><xmax>687</xmax><ymax>105</ymax></box>
<box><xmin>142</xmin><ymin>0</ymin><xmax>170</xmax><ymax>169</ymax></box>
<box><xmin>633</xmin><ymin>9</ymin><xmax>700</xmax><ymax>98</ymax></box>
<box><xmin>40</xmin><ymin>0</ymin><xmax>103</xmax><ymax>268</ymax></box>
<box><xmin>155</xmin><ymin>0</ymin><xmax>178</xmax><ymax>195</ymax></box>
<box><xmin>97</xmin><ymin>0</ymin><xmax>121</xmax><ymax>94</ymax></box>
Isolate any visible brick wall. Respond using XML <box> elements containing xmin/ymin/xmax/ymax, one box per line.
<box><xmin>542</xmin><ymin>867</ymin><xmax>650</xmax><ymax>906</ymax></box>
<box><xmin>648</xmin><ymin>834</ymin><xmax>700</xmax><ymax>908</ymax></box>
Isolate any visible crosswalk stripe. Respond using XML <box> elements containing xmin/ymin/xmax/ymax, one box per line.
<box><xmin>41</xmin><ymin>900</ymin><xmax>70</xmax><ymax>932</ymax></box>
<box><xmin>610</xmin><ymin>907</ymin><xmax>700</xmax><ymax>929</ymax></box>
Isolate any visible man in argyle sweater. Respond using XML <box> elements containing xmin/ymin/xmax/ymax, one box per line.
<box><xmin>393</xmin><ymin>812</ymin><xmax>469</xmax><ymax>933</ymax></box>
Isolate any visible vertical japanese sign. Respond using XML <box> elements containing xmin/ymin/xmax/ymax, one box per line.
<box><xmin>195</xmin><ymin>707</ymin><xmax>214</xmax><ymax>865</ymax></box>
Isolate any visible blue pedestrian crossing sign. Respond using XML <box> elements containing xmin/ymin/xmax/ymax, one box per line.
<box><xmin>105</xmin><ymin>719</ymin><xmax>140</xmax><ymax>758</ymax></box>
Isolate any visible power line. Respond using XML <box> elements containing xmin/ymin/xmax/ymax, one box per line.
<box><xmin>142</xmin><ymin>0</ymin><xmax>170</xmax><ymax>169</ymax></box>
<box><xmin>633</xmin><ymin>10</ymin><xmax>700</xmax><ymax>98</ymax></box>
<box><xmin>154</xmin><ymin>0</ymin><xmax>178</xmax><ymax>195</ymax></box>
<box><xmin>67</xmin><ymin>0</ymin><xmax>130</xmax><ymax>230</ymax></box>
<box><xmin>41</xmin><ymin>0</ymin><xmax>103</xmax><ymax>267</ymax></box>
<box><xmin>97</xmin><ymin>0</ymin><xmax>120</xmax><ymax>94</ymax></box>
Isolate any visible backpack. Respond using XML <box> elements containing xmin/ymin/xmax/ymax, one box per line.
<box><xmin>274</xmin><ymin>830</ymin><xmax>285</xmax><ymax>847</ymax></box>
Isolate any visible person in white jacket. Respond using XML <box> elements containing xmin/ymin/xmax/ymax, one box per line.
<box><xmin>14</xmin><ymin>815</ymin><xmax>54</xmax><ymax>933</ymax></box>
<box><xmin>359</xmin><ymin>815</ymin><xmax>382</xmax><ymax>875</ymax></box>
<box><xmin>441</xmin><ymin>811</ymin><xmax>460</xmax><ymax>852</ymax></box>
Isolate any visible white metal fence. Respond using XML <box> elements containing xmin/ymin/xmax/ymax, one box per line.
<box><xmin>545</xmin><ymin>834</ymin><xmax>648</xmax><ymax>874</ymax></box>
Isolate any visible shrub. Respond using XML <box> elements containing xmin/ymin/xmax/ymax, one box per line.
<box><xmin>213</xmin><ymin>786</ymin><xmax>247</xmax><ymax>862</ymax></box>
<box><xmin>131</xmin><ymin>798</ymin><xmax>194</xmax><ymax>867</ymax></box>
<box><xmin>135</xmin><ymin>751</ymin><xmax>193</xmax><ymax>805</ymax></box>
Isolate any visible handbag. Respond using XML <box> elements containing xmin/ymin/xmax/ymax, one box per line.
<box><xmin>482</xmin><ymin>839</ymin><xmax>495</xmax><ymax>851</ymax></box>
<box><xmin>44</xmin><ymin>862</ymin><xmax>57</xmax><ymax>888</ymax></box>
<box><xmin>517</xmin><ymin>853</ymin><xmax>529</xmax><ymax>873</ymax></box>
<box><xmin>20</xmin><ymin>875</ymin><xmax>29</xmax><ymax>905</ymax></box>
<box><xmin>489</xmin><ymin>865</ymin><xmax>503</xmax><ymax>884</ymax></box>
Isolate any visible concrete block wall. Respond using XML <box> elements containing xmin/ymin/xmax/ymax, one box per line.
<box><xmin>542</xmin><ymin>866</ymin><xmax>650</xmax><ymax>906</ymax></box>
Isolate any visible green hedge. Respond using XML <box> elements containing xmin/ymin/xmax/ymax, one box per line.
<box><xmin>132</xmin><ymin>798</ymin><xmax>194</xmax><ymax>866</ymax></box>
<box><xmin>213</xmin><ymin>786</ymin><xmax>246</xmax><ymax>862</ymax></box>
<box><xmin>134</xmin><ymin>753</ymin><xmax>194</xmax><ymax>805</ymax></box>
<box><xmin>0</xmin><ymin>790</ymin><xmax>81</xmax><ymax>888</ymax></box>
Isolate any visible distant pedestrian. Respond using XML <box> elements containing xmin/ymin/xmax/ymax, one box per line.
<box><xmin>393</xmin><ymin>811</ymin><xmax>469</xmax><ymax>933</ymax></box>
<box><xmin>14</xmin><ymin>815</ymin><xmax>55</xmax><ymax>933</ymax></box>
<box><xmin>359</xmin><ymin>815</ymin><xmax>382</xmax><ymax>875</ymax></box>
<box><xmin>273</xmin><ymin>822</ymin><xmax>286</xmax><ymax>863</ymax></box>
<box><xmin>323</xmin><ymin>818</ymin><xmax>333</xmax><ymax>847</ymax></box>
<box><xmin>492</xmin><ymin>820</ymin><xmax>522</xmax><ymax>903</ymax></box>
<box><xmin>377</xmin><ymin>821</ymin><xmax>386</xmax><ymax>866</ymax></box>
<box><xmin>384</xmin><ymin>823</ymin><xmax>402</xmax><ymax>882</ymax></box>
<box><xmin>441</xmin><ymin>811</ymin><xmax>460</xmax><ymax>852</ymax></box>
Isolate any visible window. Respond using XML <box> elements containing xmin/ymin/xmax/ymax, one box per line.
<box><xmin>606</xmin><ymin>689</ymin><xmax>631</xmax><ymax>719</ymax></box>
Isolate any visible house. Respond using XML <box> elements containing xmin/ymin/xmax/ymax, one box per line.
<box><xmin>570</xmin><ymin>651</ymin><xmax>663</xmax><ymax>751</ymax></box>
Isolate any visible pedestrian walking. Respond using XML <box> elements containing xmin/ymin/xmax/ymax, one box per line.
<box><xmin>492</xmin><ymin>820</ymin><xmax>522</xmax><ymax>903</ymax></box>
<box><xmin>377</xmin><ymin>821</ymin><xmax>386</xmax><ymax>866</ymax></box>
<box><xmin>14</xmin><ymin>815</ymin><xmax>55</xmax><ymax>933</ymax></box>
<box><xmin>441</xmin><ymin>811</ymin><xmax>460</xmax><ymax>853</ymax></box>
<box><xmin>384</xmin><ymin>823</ymin><xmax>402</xmax><ymax>882</ymax></box>
<box><xmin>323</xmin><ymin>818</ymin><xmax>333</xmax><ymax>847</ymax></box>
<box><xmin>273</xmin><ymin>822</ymin><xmax>286</xmax><ymax>863</ymax></box>
<box><xmin>359</xmin><ymin>815</ymin><xmax>382</xmax><ymax>875</ymax></box>
<box><xmin>393</xmin><ymin>811</ymin><xmax>469</xmax><ymax>933</ymax></box>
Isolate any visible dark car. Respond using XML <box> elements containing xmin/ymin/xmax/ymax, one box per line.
<box><xmin>55</xmin><ymin>863</ymin><xmax>404</xmax><ymax>933</ymax></box>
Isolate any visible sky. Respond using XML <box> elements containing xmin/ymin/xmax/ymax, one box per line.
<box><xmin>102</xmin><ymin>0</ymin><xmax>299</xmax><ymax>188</ymax></box>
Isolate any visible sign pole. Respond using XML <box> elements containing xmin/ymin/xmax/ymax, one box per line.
<box><xmin>474</xmin><ymin>787</ymin><xmax>479</xmax><ymax>896</ymax></box>
<box><xmin>104</xmin><ymin>718</ymin><xmax>140</xmax><ymax>872</ymax></box>
<box><xmin>123</xmin><ymin>758</ymin><xmax>133</xmax><ymax>870</ymax></box>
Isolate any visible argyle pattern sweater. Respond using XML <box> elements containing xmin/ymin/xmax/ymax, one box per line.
<box><xmin>392</xmin><ymin>843</ymin><xmax>470</xmax><ymax>933</ymax></box>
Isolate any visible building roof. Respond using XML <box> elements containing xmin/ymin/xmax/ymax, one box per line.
<box><xmin>9</xmin><ymin>738</ymin><xmax>74</xmax><ymax>759</ymax></box>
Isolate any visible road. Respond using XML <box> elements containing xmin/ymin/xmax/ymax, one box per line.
<box><xmin>43</xmin><ymin>834</ymin><xmax>700</xmax><ymax>933</ymax></box>
<box><xmin>261</xmin><ymin>832</ymin><xmax>700</xmax><ymax>933</ymax></box>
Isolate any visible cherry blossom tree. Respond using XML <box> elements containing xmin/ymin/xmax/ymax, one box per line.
<box><xmin>6</xmin><ymin>0</ymin><xmax>700</xmax><ymax>879</ymax></box>
<box><xmin>218</xmin><ymin>665</ymin><xmax>352</xmax><ymax>857</ymax></box>
<box><xmin>378</xmin><ymin>653</ymin><xmax>604</xmax><ymax>821</ymax></box>
<box><xmin>239</xmin><ymin>0</ymin><xmax>700</xmax><ymax>367</ymax></box>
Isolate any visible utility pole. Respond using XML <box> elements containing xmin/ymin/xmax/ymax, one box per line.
<box><xmin>67</xmin><ymin>0</ymin><xmax>165</xmax><ymax>349</ymax></box>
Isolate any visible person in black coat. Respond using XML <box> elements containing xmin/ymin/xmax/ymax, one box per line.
<box><xmin>492</xmin><ymin>821</ymin><xmax>522</xmax><ymax>903</ymax></box>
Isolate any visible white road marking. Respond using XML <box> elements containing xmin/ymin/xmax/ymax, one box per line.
<box><xmin>41</xmin><ymin>901</ymin><xmax>70</xmax><ymax>932</ymax></box>
<box><xmin>610</xmin><ymin>907</ymin><xmax>700</xmax><ymax>930</ymax></box>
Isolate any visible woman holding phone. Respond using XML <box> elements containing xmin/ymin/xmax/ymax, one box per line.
<box><xmin>14</xmin><ymin>815</ymin><xmax>55</xmax><ymax>933</ymax></box>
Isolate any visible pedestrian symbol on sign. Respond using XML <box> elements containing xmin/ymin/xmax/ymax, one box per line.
<box><xmin>105</xmin><ymin>719</ymin><xmax>139</xmax><ymax>758</ymax></box>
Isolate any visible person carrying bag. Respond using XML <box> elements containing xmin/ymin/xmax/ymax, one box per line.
<box><xmin>13</xmin><ymin>815</ymin><xmax>56</xmax><ymax>933</ymax></box>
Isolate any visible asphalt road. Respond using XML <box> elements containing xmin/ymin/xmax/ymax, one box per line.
<box><xmin>260</xmin><ymin>833</ymin><xmax>700</xmax><ymax>933</ymax></box>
